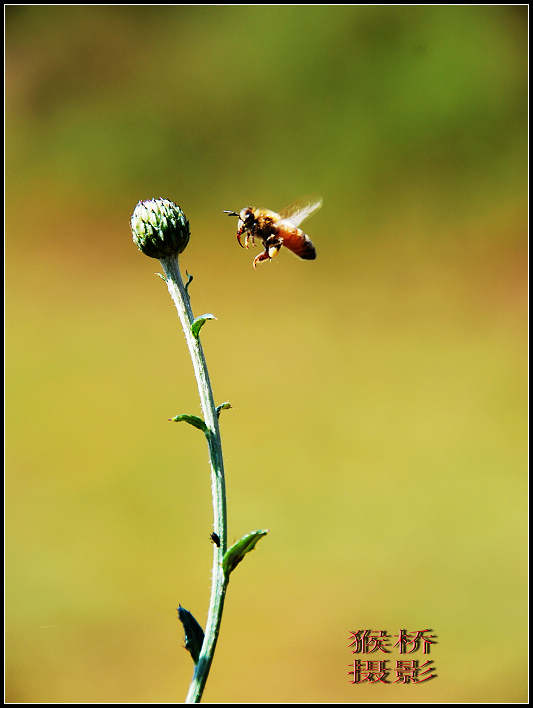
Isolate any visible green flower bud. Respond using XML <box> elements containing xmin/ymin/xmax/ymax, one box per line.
<box><xmin>131</xmin><ymin>198</ymin><xmax>190</xmax><ymax>259</ymax></box>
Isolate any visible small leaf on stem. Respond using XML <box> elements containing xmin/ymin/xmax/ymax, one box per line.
<box><xmin>178</xmin><ymin>605</ymin><xmax>205</xmax><ymax>665</ymax></box>
<box><xmin>169</xmin><ymin>414</ymin><xmax>208</xmax><ymax>434</ymax></box>
<box><xmin>222</xmin><ymin>529</ymin><xmax>269</xmax><ymax>578</ymax></box>
<box><xmin>191</xmin><ymin>314</ymin><xmax>216</xmax><ymax>340</ymax></box>
<box><xmin>216</xmin><ymin>402</ymin><xmax>232</xmax><ymax>418</ymax></box>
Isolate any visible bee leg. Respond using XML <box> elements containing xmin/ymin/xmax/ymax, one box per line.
<box><xmin>268</xmin><ymin>244</ymin><xmax>281</xmax><ymax>259</ymax></box>
<box><xmin>252</xmin><ymin>249</ymin><xmax>271</xmax><ymax>269</ymax></box>
<box><xmin>239</xmin><ymin>231</ymin><xmax>254</xmax><ymax>249</ymax></box>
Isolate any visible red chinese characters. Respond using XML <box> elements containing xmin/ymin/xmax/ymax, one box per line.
<box><xmin>348</xmin><ymin>629</ymin><xmax>438</xmax><ymax>685</ymax></box>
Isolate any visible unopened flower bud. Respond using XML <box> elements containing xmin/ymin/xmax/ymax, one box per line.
<box><xmin>131</xmin><ymin>198</ymin><xmax>190</xmax><ymax>259</ymax></box>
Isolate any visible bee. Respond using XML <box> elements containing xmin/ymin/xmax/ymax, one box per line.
<box><xmin>224</xmin><ymin>198</ymin><xmax>322</xmax><ymax>268</ymax></box>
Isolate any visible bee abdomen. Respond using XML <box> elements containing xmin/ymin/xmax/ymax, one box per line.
<box><xmin>298</xmin><ymin>236</ymin><xmax>317</xmax><ymax>260</ymax></box>
<box><xmin>280</xmin><ymin>226</ymin><xmax>316</xmax><ymax>260</ymax></box>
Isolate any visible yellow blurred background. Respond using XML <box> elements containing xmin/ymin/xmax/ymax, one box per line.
<box><xmin>6</xmin><ymin>6</ymin><xmax>527</xmax><ymax>703</ymax></box>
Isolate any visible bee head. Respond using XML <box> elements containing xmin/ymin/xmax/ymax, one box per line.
<box><xmin>224</xmin><ymin>206</ymin><xmax>256</xmax><ymax>238</ymax></box>
<box><xmin>238</xmin><ymin>207</ymin><xmax>255</xmax><ymax>230</ymax></box>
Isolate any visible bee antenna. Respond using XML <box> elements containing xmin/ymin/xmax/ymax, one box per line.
<box><xmin>223</xmin><ymin>210</ymin><xmax>239</xmax><ymax>217</ymax></box>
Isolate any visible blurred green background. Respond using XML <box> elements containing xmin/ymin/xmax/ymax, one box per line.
<box><xmin>6</xmin><ymin>5</ymin><xmax>527</xmax><ymax>703</ymax></box>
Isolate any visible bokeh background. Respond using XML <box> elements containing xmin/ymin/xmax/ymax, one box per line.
<box><xmin>6</xmin><ymin>5</ymin><xmax>527</xmax><ymax>703</ymax></box>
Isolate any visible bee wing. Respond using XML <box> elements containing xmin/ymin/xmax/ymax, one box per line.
<box><xmin>278</xmin><ymin>197</ymin><xmax>323</xmax><ymax>228</ymax></box>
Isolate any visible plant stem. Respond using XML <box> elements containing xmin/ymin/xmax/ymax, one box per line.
<box><xmin>160</xmin><ymin>254</ymin><xmax>228</xmax><ymax>704</ymax></box>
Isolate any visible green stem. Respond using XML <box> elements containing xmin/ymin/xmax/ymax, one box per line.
<box><xmin>160</xmin><ymin>254</ymin><xmax>228</xmax><ymax>704</ymax></box>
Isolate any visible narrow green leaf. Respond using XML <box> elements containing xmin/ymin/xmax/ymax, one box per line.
<box><xmin>177</xmin><ymin>605</ymin><xmax>205</xmax><ymax>665</ymax></box>
<box><xmin>222</xmin><ymin>529</ymin><xmax>269</xmax><ymax>578</ymax></box>
<box><xmin>169</xmin><ymin>414</ymin><xmax>207</xmax><ymax>434</ymax></box>
<box><xmin>191</xmin><ymin>313</ymin><xmax>216</xmax><ymax>339</ymax></box>
<box><xmin>216</xmin><ymin>401</ymin><xmax>232</xmax><ymax>418</ymax></box>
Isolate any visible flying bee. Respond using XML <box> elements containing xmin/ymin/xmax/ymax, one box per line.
<box><xmin>224</xmin><ymin>198</ymin><xmax>322</xmax><ymax>268</ymax></box>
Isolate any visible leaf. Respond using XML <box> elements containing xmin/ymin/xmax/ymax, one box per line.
<box><xmin>216</xmin><ymin>402</ymin><xmax>232</xmax><ymax>418</ymax></box>
<box><xmin>154</xmin><ymin>272</ymin><xmax>167</xmax><ymax>282</ymax></box>
<box><xmin>169</xmin><ymin>414</ymin><xmax>207</xmax><ymax>434</ymax></box>
<box><xmin>222</xmin><ymin>529</ymin><xmax>269</xmax><ymax>578</ymax></box>
<box><xmin>191</xmin><ymin>313</ymin><xmax>216</xmax><ymax>339</ymax></box>
<box><xmin>177</xmin><ymin>605</ymin><xmax>204</xmax><ymax>665</ymax></box>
